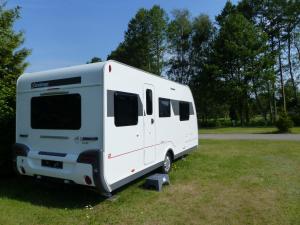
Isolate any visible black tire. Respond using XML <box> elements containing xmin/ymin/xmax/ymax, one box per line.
<box><xmin>161</xmin><ymin>152</ymin><xmax>172</xmax><ymax>174</ymax></box>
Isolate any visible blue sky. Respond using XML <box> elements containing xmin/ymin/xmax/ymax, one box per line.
<box><xmin>7</xmin><ymin>0</ymin><xmax>238</xmax><ymax>72</ymax></box>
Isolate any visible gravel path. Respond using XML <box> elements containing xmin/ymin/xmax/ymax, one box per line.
<box><xmin>199</xmin><ymin>134</ymin><xmax>300</xmax><ymax>141</ymax></box>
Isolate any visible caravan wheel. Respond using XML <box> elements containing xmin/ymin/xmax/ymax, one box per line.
<box><xmin>161</xmin><ymin>153</ymin><xmax>172</xmax><ymax>174</ymax></box>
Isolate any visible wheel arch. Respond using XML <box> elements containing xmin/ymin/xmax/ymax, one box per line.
<box><xmin>166</xmin><ymin>148</ymin><xmax>174</xmax><ymax>161</ymax></box>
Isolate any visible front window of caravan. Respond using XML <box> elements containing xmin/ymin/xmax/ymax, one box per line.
<box><xmin>31</xmin><ymin>94</ymin><xmax>81</xmax><ymax>130</ymax></box>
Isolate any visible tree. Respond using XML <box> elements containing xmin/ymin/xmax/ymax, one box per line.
<box><xmin>189</xmin><ymin>15</ymin><xmax>220</xmax><ymax>122</ymax></box>
<box><xmin>294</xmin><ymin>25</ymin><xmax>300</xmax><ymax>62</ymax></box>
<box><xmin>0</xmin><ymin>3</ymin><xmax>30</xmax><ymax>173</ymax></box>
<box><xmin>190</xmin><ymin>14</ymin><xmax>214</xmax><ymax>78</ymax></box>
<box><xmin>285</xmin><ymin>79</ymin><xmax>299</xmax><ymax>109</ymax></box>
<box><xmin>216</xmin><ymin>1</ymin><xmax>236</xmax><ymax>25</ymax></box>
<box><xmin>87</xmin><ymin>56</ymin><xmax>102</xmax><ymax>64</ymax></box>
<box><xmin>107</xmin><ymin>42</ymin><xmax>128</xmax><ymax>64</ymax></box>
<box><xmin>107</xmin><ymin>8</ymin><xmax>151</xmax><ymax>71</ymax></box>
<box><xmin>106</xmin><ymin>2</ymin><xmax>299</xmax><ymax>126</ymax></box>
<box><xmin>245</xmin><ymin>0</ymin><xmax>300</xmax><ymax>115</ymax></box>
<box><xmin>284</xmin><ymin>0</ymin><xmax>300</xmax><ymax>106</ymax></box>
<box><xmin>166</xmin><ymin>9</ymin><xmax>192</xmax><ymax>84</ymax></box>
<box><xmin>212</xmin><ymin>13</ymin><xmax>274</xmax><ymax>125</ymax></box>
<box><xmin>148</xmin><ymin>5</ymin><xmax>168</xmax><ymax>75</ymax></box>
<box><xmin>108</xmin><ymin>5</ymin><xmax>168</xmax><ymax>75</ymax></box>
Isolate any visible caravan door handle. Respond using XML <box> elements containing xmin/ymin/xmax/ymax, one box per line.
<box><xmin>151</xmin><ymin>118</ymin><xmax>154</xmax><ymax>124</ymax></box>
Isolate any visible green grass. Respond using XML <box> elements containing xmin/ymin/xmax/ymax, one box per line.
<box><xmin>0</xmin><ymin>140</ymin><xmax>300</xmax><ymax>225</ymax></box>
<box><xmin>199</xmin><ymin>126</ymin><xmax>300</xmax><ymax>134</ymax></box>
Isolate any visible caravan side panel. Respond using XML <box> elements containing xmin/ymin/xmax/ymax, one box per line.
<box><xmin>103</xmin><ymin>61</ymin><xmax>198</xmax><ymax>190</ymax></box>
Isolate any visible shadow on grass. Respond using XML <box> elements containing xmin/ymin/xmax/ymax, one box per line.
<box><xmin>257</xmin><ymin>131</ymin><xmax>292</xmax><ymax>134</ymax></box>
<box><xmin>0</xmin><ymin>176</ymin><xmax>106</xmax><ymax>209</ymax></box>
<box><xmin>256</xmin><ymin>131</ymin><xmax>278</xmax><ymax>134</ymax></box>
<box><xmin>0</xmin><ymin>153</ymin><xmax>186</xmax><ymax>209</ymax></box>
<box><xmin>0</xmin><ymin>168</ymin><xmax>162</xmax><ymax>209</ymax></box>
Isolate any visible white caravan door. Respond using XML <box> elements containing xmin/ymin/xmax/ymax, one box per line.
<box><xmin>143</xmin><ymin>84</ymin><xmax>156</xmax><ymax>165</ymax></box>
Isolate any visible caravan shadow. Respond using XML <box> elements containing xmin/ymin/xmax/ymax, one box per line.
<box><xmin>0</xmin><ymin>176</ymin><xmax>105</xmax><ymax>209</ymax></box>
<box><xmin>0</xmin><ymin>170</ymin><xmax>158</xmax><ymax>209</ymax></box>
<box><xmin>0</xmin><ymin>160</ymin><xmax>180</xmax><ymax>208</ymax></box>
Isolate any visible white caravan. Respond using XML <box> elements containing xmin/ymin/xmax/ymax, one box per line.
<box><xmin>14</xmin><ymin>60</ymin><xmax>198</xmax><ymax>195</ymax></box>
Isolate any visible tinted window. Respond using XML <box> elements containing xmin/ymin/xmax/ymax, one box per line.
<box><xmin>31</xmin><ymin>94</ymin><xmax>81</xmax><ymax>130</ymax></box>
<box><xmin>179</xmin><ymin>101</ymin><xmax>190</xmax><ymax>121</ymax></box>
<box><xmin>146</xmin><ymin>89</ymin><xmax>153</xmax><ymax>115</ymax></box>
<box><xmin>159</xmin><ymin>98</ymin><xmax>171</xmax><ymax>117</ymax></box>
<box><xmin>114</xmin><ymin>91</ymin><xmax>138</xmax><ymax>126</ymax></box>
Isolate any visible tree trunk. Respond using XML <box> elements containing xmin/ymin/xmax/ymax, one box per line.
<box><xmin>156</xmin><ymin>36</ymin><xmax>160</xmax><ymax>75</ymax></box>
<box><xmin>270</xmin><ymin>36</ymin><xmax>277</xmax><ymax>121</ymax></box>
<box><xmin>181</xmin><ymin>26</ymin><xmax>184</xmax><ymax>84</ymax></box>
<box><xmin>267</xmin><ymin>81</ymin><xmax>273</xmax><ymax>123</ymax></box>
<box><xmin>254</xmin><ymin>87</ymin><xmax>267</xmax><ymax>122</ymax></box>
<box><xmin>273</xmin><ymin>84</ymin><xmax>278</xmax><ymax>120</ymax></box>
<box><xmin>278</xmin><ymin>39</ymin><xmax>287</xmax><ymax>113</ymax></box>
<box><xmin>287</xmin><ymin>27</ymin><xmax>298</xmax><ymax>105</ymax></box>
<box><xmin>239</xmin><ymin>97</ymin><xmax>244</xmax><ymax>127</ymax></box>
<box><xmin>295</xmin><ymin>40</ymin><xmax>300</xmax><ymax>62</ymax></box>
<box><xmin>245</xmin><ymin>102</ymin><xmax>250</xmax><ymax>125</ymax></box>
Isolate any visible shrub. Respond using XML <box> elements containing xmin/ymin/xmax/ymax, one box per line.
<box><xmin>199</xmin><ymin>120</ymin><xmax>221</xmax><ymax>128</ymax></box>
<box><xmin>275</xmin><ymin>113</ymin><xmax>294</xmax><ymax>133</ymax></box>
<box><xmin>219</xmin><ymin>119</ymin><xmax>233</xmax><ymax>127</ymax></box>
<box><xmin>290</xmin><ymin>112</ymin><xmax>300</xmax><ymax>126</ymax></box>
<box><xmin>0</xmin><ymin>116</ymin><xmax>15</xmax><ymax>177</ymax></box>
<box><xmin>0</xmin><ymin>4</ymin><xmax>30</xmax><ymax>176</ymax></box>
<box><xmin>248</xmin><ymin>118</ymin><xmax>272</xmax><ymax>127</ymax></box>
<box><xmin>0</xmin><ymin>84</ymin><xmax>17</xmax><ymax>176</ymax></box>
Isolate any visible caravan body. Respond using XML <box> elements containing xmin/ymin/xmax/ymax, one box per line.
<box><xmin>14</xmin><ymin>61</ymin><xmax>198</xmax><ymax>194</ymax></box>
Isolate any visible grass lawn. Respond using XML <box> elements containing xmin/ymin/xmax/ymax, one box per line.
<box><xmin>199</xmin><ymin>126</ymin><xmax>300</xmax><ymax>134</ymax></box>
<box><xmin>0</xmin><ymin>140</ymin><xmax>300</xmax><ymax>225</ymax></box>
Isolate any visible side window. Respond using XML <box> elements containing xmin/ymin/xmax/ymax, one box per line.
<box><xmin>146</xmin><ymin>89</ymin><xmax>153</xmax><ymax>115</ymax></box>
<box><xmin>114</xmin><ymin>91</ymin><xmax>138</xmax><ymax>127</ymax></box>
<box><xmin>159</xmin><ymin>98</ymin><xmax>171</xmax><ymax>117</ymax></box>
<box><xmin>179</xmin><ymin>101</ymin><xmax>190</xmax><ymax>121</ymax></box>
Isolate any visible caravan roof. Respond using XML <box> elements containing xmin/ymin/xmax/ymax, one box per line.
<box><xmin>17</xmin><ymin>62</ymin><xmax>106</xmax><ymax>92</ymax></box>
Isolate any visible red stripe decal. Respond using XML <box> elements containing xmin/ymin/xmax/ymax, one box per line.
<box><xmin>108</xmin><ymin>141</ymin><xmax>173</xmax><ymax>159</ymax></box>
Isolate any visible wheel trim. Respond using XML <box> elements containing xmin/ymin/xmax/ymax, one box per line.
<box><xmin>164</xmin><ymin>156</ymin><xmax>171</xmax><ymax>172</ymax></box>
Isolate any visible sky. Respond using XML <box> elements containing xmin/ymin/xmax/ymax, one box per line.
<box><xmin>7</xmin><ymin>0</ymin><xmax>238</xmax><ymax>73</ymax></box>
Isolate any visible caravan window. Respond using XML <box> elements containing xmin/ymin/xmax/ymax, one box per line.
<box><xmin>31</xmin><ymin>94</ymin><xmax>81</xmax><ymax>130</ymax></box>
<box><xmin>146</xmin><ymin>89</ymin><xmax>153</xmax><ymax>115</ymax></box>
<box><xmin>179</xmin><ymin>101</ymin><xmax>190</xmax><ymax>121</ymax></box>
<box><xmin>114</xmin><ymin>91</ymin><xmax>138</xmax><ymax>127</ymax></box>
<box><xmin>159</xmin><ymin>98</ymin><xmax>170</xmax><ymax>117</ymax></box>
